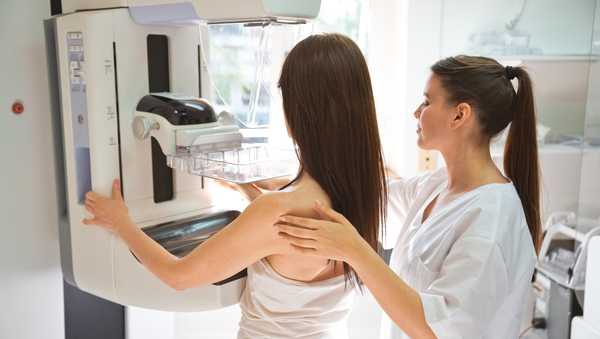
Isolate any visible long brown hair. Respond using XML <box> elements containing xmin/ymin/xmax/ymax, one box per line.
<box><xmin>431</xmin><ymin>55</ymin><xmax>541</xmax><ymax>252</ymax></box>
<box><xmin>278</xmin><ymin>33</ymin><xmax>387</xmax><ymax>286</ymax></box>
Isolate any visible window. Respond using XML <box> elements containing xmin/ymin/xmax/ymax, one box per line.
<box><xmin>201</xmin><ymin>0</ymin><xmax>370</xmax><ymax>143</ymax></box>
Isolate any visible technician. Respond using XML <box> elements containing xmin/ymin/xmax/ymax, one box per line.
<box><xmin>276</xmin><ymin>56</ymin><xmax>539</xmax><ymax>339</ymax></box>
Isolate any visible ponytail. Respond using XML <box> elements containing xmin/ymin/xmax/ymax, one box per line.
<box><xmin>504</xmin><ymin>68</ymin><xmax>541</xmax><ymax>252</ymax></box>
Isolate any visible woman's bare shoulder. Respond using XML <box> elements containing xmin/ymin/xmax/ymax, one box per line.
<box><xmin>249</xmin><ymin>189</ymin><xmax>327</xmax><ymax>216</ymax></box>
<box><xmin>245</xmin><ymin>191</ymin><xmax>294</xmax><ymax>216</ymax></box>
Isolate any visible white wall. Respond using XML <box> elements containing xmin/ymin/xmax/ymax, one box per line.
<box><xmin>368</xmin><ymin>0</ymin><xmax>444</xmax><ymax>179</ymax></box>
<box><xmin>0</xmin><ymin>1</ymin><xmax>64</xmax><ymax>339</ymax></box>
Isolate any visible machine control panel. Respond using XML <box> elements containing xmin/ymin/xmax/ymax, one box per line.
<box><xmin>67</xmin><ymin>31</ymin><xmax>91</xmax><ymax>203</ymax></box>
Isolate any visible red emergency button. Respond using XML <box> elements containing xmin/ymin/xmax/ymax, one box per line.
<box><xmin>12</xmin><ymin>100</ymin><xmax>24</xmax><ymax>115</ymax></box>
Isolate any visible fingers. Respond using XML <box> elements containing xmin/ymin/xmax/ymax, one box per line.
<box><xmin>313</xmin><ymin>202</ymin><xmax>332</xmax><ymax>221</ymax></box>
<box><xmin>85</xmin><ymin>191</ymin><xmax>99</xmax><ymax>202</ymax></box>
<box><xmin>313</xmin><ymin>201</ymin><xmax>350</xmax><ymax>224</ymax></box>
<box><xmin>84</xmin><ymin>202</ymin><xmax>95</xmax><ymax>214</ymax></box>
<box><xmin>85</xmin><ymin>190</ymin><xmax>110</xmax><ymax>203</ymax></box>
<box><xmin>82</xmin><ymin>217</ymin><xmax>101</xmax><ymax>225</ymax></box>
<box><xmin>289</xmin><ymin>244</ymin><xmax>318</xmax><ymax>255</ymax></box>
<box><xmin>84</xmin><ymin>197</ymin><xmax>96</xmax><ymax>206</ymax></box>
<box><xmin>276</xmin><ymin>224</ymin><xmax>317</xmax><ymax>240</ymax></box>
<box><xmin>277</xmin><ymin>215</ymin><xmax>320</xmax><ymax>230</ymax></box>
<box><xmin>112</xmin><ymin>179</ymin><xmax>123</xmax><ymax>200</ymax></box>
<box><xmin>278</xmin><ymin>232</ymin><xmax>317</xmax><ymax>249</ymax></box>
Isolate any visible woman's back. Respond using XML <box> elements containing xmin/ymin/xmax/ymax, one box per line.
<box><xmin>234</xmin><ymin>32</ymin><xmax>386</xmax><ymax>338</ymax></box>
<box><xmin>266</xmin><ymin>177</ymin><xmax>343</xmax><ymax>282</ymax></box>
<box><xmin>237</xmin><ymin>176</ymin><xmax>355</xmax><ymax>338</ymax></box>
<box><xmin>238</xmin><ymin>258</ymin><xmax>354</xmax><ymax>339</ymax></box>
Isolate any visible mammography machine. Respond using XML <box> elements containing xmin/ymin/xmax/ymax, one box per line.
<box><xmin>45</xmin><ymin>0</ymin><xmax>320</xmax><ymax>311</ymax></box>
<box><xmin>532</xmin><ymin>214</ymin><xmax>600</xmax><ymax>338</ymax></box>
<box><xmin>571</xmin><ymin>236</ymin><xmax>600</xmax><ymax>338</ymax></box>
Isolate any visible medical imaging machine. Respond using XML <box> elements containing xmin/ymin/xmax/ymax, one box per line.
<box><xmin>46</xmin><ymin>0</ymin><xmax>320</xmax><ymax>311</ymax></box>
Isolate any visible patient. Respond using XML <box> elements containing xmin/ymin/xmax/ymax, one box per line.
<box><xmin>83</xmin><ymin>33</ymin><xmax>387</xmax><ymax>338</ymax></box>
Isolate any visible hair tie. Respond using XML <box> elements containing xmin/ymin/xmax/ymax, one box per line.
<box><xmin>505</xmin><ymin>66</ymin><xmax>518</xmax><ymax>80</ymax></box>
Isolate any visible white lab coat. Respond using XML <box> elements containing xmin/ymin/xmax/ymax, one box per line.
<box><xmin>381</xmin><ymin>169</ymin><xmax>536</xmax><ymax>339</ymax></box>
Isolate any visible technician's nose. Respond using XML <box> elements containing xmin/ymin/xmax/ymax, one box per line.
<box><xmin>414</xmin><ymin>103</ymin><xmax>423</xmax><ymax>119</ymax></box>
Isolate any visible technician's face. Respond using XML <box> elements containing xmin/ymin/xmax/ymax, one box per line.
<box><xmin>413</xmin><ymin>74</ymin><xmax>454</xmax><ymax>150</ymax></box>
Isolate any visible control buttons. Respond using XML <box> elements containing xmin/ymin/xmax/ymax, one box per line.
<box><xmin>68</xmin><ymin>32</ymin><xmax>83</xmax><ymax>40</ymax></box>
<box><xmin>11</xmin><ymin>100</ymin><xmax>24</xmax><ymax>115</ymax></box>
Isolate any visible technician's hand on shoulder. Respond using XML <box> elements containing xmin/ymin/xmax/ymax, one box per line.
<box><xmin>276</xmin><ymin>201</ymin><xmax>366</xmax><ymax>263</ymax></box>
<box><xmin>82</xmin><ymin>179</ymin><xmax>132</xmax><ymax>233</ymax></box>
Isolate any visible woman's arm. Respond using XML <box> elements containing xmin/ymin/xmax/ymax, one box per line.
<box><xmin>84</xmin><ymin>179</ymin><xmax>287</xmax><ymax>291</ymax></box>
<box><xmin>170</xmin><ymin>193</ymin><xmax>286</xmax><ymax>289</ymax></box>
<box><xmin>276</xmin><ymin>202</ymin><xmax>436</xmax><ymax>339</ymax></box>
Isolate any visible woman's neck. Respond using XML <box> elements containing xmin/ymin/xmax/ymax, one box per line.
<box><xmin>284</xmin><ymin>170</ymin><xmax>332</xmax><ymax>206</ymax></box>
<box><xmin>290</xmin><ymin>171</ymin><xmax>317</xmax><ymax>190</ymax></box>
<box><xmin>440</xmin><ymin>141</ymin><xmax>508</xmax><ymax>194</ymax></box>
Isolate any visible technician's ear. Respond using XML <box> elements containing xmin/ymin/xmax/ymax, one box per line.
<box><xmin>450</xmin><ymin>102</ymin><xmax>473</xmax><ymax>129</ymax></box>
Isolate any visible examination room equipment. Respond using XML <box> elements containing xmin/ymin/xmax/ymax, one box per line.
<box><xmin>571</xmin><ymin>236</ymin><xmax>600</xmax><ymax>338</ymax></box>
<box><xmin>531</xmin><ymin>214</ymin><xmax>600</xmax><ymax>338</ymax></box>
<box><xmin>2</xmin><ymin>0</ymin><xmax>599</xmax><ymax>338</ymax></box>
<box><xmin>45</xmin><ymin>0</ymin><xmax>320</xmax><ymax>312</ymax></box>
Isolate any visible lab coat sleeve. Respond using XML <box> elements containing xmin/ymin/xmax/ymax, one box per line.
<box><xmin>387</xmin><ymin>178</ymin><xmax>416</xmax><ymax>222</ymax></box>
<box><xmin>385</xmin><ymin>171</ymin><xmax>439</xmax><ymax>247</ymax></box>
<box><xmin>387</xmin><ymin>172</ymin><xmax>433</xmax><ymax>222</ymax></box>
<box><xmin>384</xmin><ymin>177</ymin><xmax>421</xmax><ymax>247</ymax></box>
<box><xmin>418</xmin><ymin>236</ymin><xmax>509</xmax><ymax>339</ymax></box>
